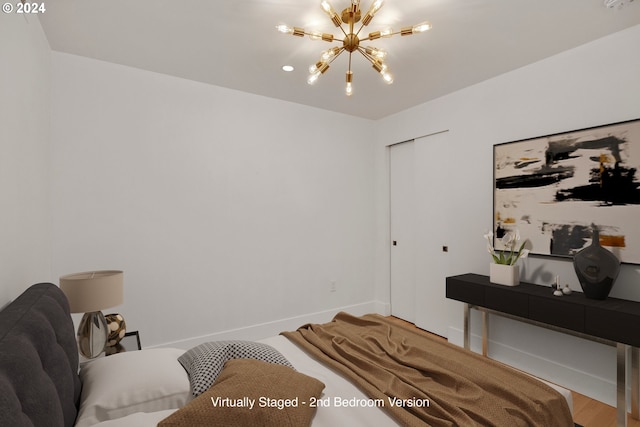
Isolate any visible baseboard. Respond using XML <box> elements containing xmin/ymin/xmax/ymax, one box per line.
<box><xmin>150</xmin><ymin>301</ymin><xmax>386</xmax><ymax>351</ymax></box>
<box><xmin>372</xmin><ymin>300</ymin><xmax>391</xmax><ymax>316</ymax></box>
<box><xmin>448</xmin><ymin>326</ymin><xmax>617</xmax><ymax>406</ymax></box>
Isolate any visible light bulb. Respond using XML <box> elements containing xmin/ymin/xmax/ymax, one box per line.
<box><xmin>308</xmin><ymin>61</ymin><xmax>329</xmax><ymax>84</ymax></box>
<box><xmin>402</xmin><ymin>21</ymin><xmax>432</xmax><ymax>36</ymax></box>
<box><xmin>365</xmin><ymin>46</ymin><xmax>387</xmax><ymax>59</ymax></box>
<box><xmin>362</xmin><ymin>0</ymin><xmax>384</xmax><ymax>24</ymax></box>
<box><xmin>309</xmin><ymin>30</ymin><xmax>322</xmax><ymax>40</ymax></box>
<box><xmin>350</xmin><ymin>0</ymin><xmax>360</xmax><ymax>14</ymax></box>
<box><xmin>308</xmin><ymin>71</ymin><xmax>321</xmax><ymax>85</ymax></box>
<box><xmin>345</xmin><ymin>82</ymin><xmax>353</xmax><ymax>96</ymax></box>
<box><xmin>413</xmin><ymin>21</ymin><xmax>432</xmax><ymax>33</ymax></box>
<box><xmin>368</xmin><ymin>27</ymin><xmax>393</xmax><ymax>40</ymax></box>
<box><xmin>369</xmin><ymin>0</ymin><xmax>384</xmax><ymax>14</ymax></box>
<box><xmin>345</xmin><ymin>71</ymin><xmax>353</xmax><ymax>96</ymax></box>
<box><xmin>321</xmin><ymin>0</ymin><xmax>342</xmax><ymax>25</ymax></box>
<box><xmin>321</xmin><ymin>47</ymin><xmax>339</xmax><ymax>61</ymax></box>
<box><xmin>277</xmin><ymin>25</ymin><xmax>304</xmax><ymax>37</ymax></box>
<box><xmin>320</xmin><ymin>0</ymin><xmax>334</xmax><ymax>14</ymax></box>
<box><xmin>276</xmin><ymin>25</ymin><xmax>293</xmax><ymax>34</ymax></box>
<box><xmin>381</xmin><ymin>70</ymin><xmax>393</xmax><ymax>84</ymax></box>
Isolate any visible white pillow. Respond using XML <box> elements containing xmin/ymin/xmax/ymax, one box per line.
<box><xmin>75</xmin><ymin>348</ymin><xmax>191</xmax><ymax>427</ymax></box>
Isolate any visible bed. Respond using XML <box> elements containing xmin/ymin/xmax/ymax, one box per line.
<box><xmin>0</xmin><ymin>283</ymin><xmax>574</xmax><ymax>426</ymax></box>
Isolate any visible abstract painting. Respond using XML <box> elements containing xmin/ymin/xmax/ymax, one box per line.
<box><xmin>493</xmin><ymin>118</ymin><xmax>640</xmax><ymax>264</ymax></box>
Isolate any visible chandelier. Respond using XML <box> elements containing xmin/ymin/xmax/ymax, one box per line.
<box><xmin>276</xmin><ymin>0</ymin><xmax>431</xmax><ymax>96</ymax></box>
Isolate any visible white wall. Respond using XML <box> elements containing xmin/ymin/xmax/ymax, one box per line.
<box><xmin>374</xmin><ymin>24</ymin><xmax>640</xmax><ymax>405</ymax></box>
<box><xmin>0</xmin><ymin>13</ymin><xmax>52</xmax><ymax>305</ymax></box>
<box><xmin>50</xmin><ymin>53</ymin><xmax>377</xmax><ymax>347</ymax></box>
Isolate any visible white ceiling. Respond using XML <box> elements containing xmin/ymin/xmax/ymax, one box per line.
<box><xmin>39</xmin><ymin>0</ymin><xmax>640</xmax><ymax>120</ymax></box>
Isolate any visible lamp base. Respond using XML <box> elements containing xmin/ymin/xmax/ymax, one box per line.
<box><xmin>77</xmin><ymin>311</ymin><xmax>108</xmax><ymax>359</ymax></box>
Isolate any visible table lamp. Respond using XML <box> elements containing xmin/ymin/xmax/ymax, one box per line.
<box><xmin>60</xmin><ymin>270</ymin><xmax>124</xmax><ymax>359</ymax></box>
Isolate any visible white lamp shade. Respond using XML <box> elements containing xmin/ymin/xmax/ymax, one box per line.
<box><xmin>60</xmin><ymin>270</ymin><xmax>123</xmax><ymax>313</ymax></box>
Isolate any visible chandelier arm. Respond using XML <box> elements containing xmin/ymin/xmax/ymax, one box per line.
<box><xmin>360</xmin><ymin>32</ymin><xmax>397</xmax><ymax>42</ymax></box>
<box><xmin>298</xmin><ymin>29</ymin><xmax>340</xmax><ymax>42</ymax></box>
<box><xmin>358</xmin><ymin>46</ymin><xmax>393</xmax><ymax>84</ymax></box>
<box><xmin>361</xmin><ymin>24</ymin><xmax>429</xmax><ymax>42</ymax></box>
<box><xmin>320</xmin><ymin>47</ymin><xmax>346</xmax><ymax>67</ymax></box>
<box><xmin>348</xmin><ymin>11</ymin><xmax>354</xmax><ymax>35</ymax></box>
<box><xmin>337</xmin><ymin>24</ymin><xmax>349</xmax><ymax>38</ymax></box>
<box><xmin>331</xmin><ymin>48</ymin><xmax>346</xmax><ymax>65</ymax></box>
<box><xmin>356</xmin><ymin>46</ymin><xmax>377</xmax><ymax>65</ymax></box>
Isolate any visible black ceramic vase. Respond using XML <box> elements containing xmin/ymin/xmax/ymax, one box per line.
<box><xmin>573</xmin><ymin>225</ymin><xmax>621</xmax><ymax>300</ymax></box>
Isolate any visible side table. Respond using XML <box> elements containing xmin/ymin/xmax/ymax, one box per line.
<box><xmin>105</xmin><ymin>331</ymin><xmax>141</xmax><ymax>356</ymax></box>
<box><xmin>446</xmin><ymin>273</ymin><xmax>640</xmax><ymax>427</ymax></box>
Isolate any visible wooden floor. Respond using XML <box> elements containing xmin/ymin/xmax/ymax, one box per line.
<box><xmin>386</xmin><ymin>316</ymin><xmax>640</xmax><ymax>427</ymax></box>
<box><xmin>572</xmin><ymin>390</ymin><xmax>640</xmax><ymax>427</ymax></box>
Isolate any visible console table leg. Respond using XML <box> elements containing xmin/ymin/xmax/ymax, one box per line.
<box><xmin>632</xmin><ymin>347</ymin><xmax>639</xmax><ymax>419</ymax></box>
<box><xmin>617</xmin><ymin>343</ymin><xmax>628</xmax><ymax>427</ymax></box>
<box><xmin>482</xmin><ymin>310</ymin><xmax>488</xmax><ymax>357</ymax></box>
<box><xmin>463</xmin><ymin>304</ymin><xmax>470</xmax><ymax>351</ymax></box>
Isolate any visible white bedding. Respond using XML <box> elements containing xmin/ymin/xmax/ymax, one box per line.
<box><xmin>89</xmin><ymin>335</ymin><xmax>572</xmax><ymax>426</ymax></box>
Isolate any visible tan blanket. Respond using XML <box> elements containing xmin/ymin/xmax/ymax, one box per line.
<box><xmin>282</xmin><ymin>312</ymin><xmax>573</xmax><ymax>427</ymax></box>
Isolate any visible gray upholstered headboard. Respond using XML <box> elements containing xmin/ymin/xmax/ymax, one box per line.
<box><xmin>0</xmin><ymin>283</ymin><xmax>81</xmax><ymax>427</ymax></box>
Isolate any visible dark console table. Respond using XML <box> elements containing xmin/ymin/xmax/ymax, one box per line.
<box><xmin>446</xmin><ymin>273</ymin><xmax>640</xmax><ymax>427</ymax></box>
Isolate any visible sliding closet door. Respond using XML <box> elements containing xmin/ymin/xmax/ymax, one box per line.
<box><xmin>413</xmin><ymin>132</ymin><xmax>450</xmax><ymax>337</ymax></box>
<box><xmin>389</xmin><ymin>132</ymin><xmax>450</xmax><ymax>337</ymax></box>
<box><xmin>389</xmin><ymin>140</ymin><xmax>416</xmax><ymax>323</ymax></box>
